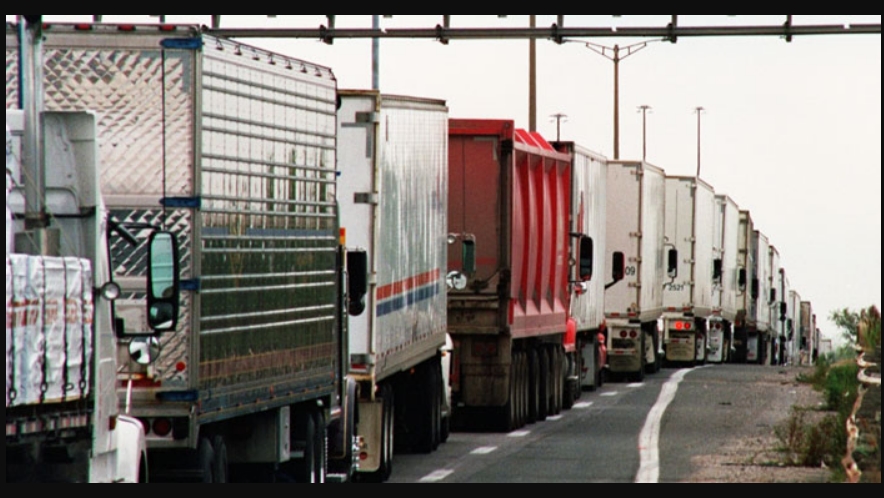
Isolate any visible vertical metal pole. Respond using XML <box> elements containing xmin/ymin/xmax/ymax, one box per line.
<box><xmin>529</xmin><ymin>15</ymin><xmax>537</xmax><ymax>132</ymax></box>
<box><xmin>372</xmin><ymin>15</ymin><xmax>380</xmax><ymax>91</ymax></box>
<box><xmin>695</xmin><ymin>106</ymin><xmax>704</xmax><ymax>177</ymax></box>
<box><xmin>20</xmin><ymin>16</ymin><xmax>46</xmax><ymax>230</ymax></box>
<box><xmin>638</xmin><ymin>105</ymin><xmax>651</xmax><ymax>161</ymax></box>
<box><xmin>613</xmin><ymin>45</ymin><xmax>620</xmax><ymax>160</ymax></box>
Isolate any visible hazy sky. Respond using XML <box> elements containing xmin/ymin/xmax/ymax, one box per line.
<box><xmin>11</xmin><ymin>15</ymin><xmax>881</xmax><ymax>347</ymax></box>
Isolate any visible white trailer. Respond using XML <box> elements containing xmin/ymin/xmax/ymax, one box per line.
<box><xmin>766</xmin><ymin>245</ymin><xmax>782</xmax><ymax>366</ymax></box>
<box><xmin>7</xmin><ymin>22</ymin><xmax>359</xmax><ymax>483</ymax></box>
<box><xmin>774</xmin><ymin>265</ymin><xmax>790</xmax><ymax>366</ymax></box>
<box><xmin>733</xmin><ymin>210</ymin><xmax>757</xmax><ymax>363</ymax></box>
<box><xmin>800</xmin><ymin>301</ymin><xmax>815</xmax><ymax>365</ymax></box>
<box><xmin>661</xmin><ymin>176</ymin><xmax>716</xmax><ymax>367</ymax></box>
<box><xmin>788</xmin><ymin>290</ymin><xmax>802</xmax><ymax>366</ymax></box>
<box><xmin>707</xmin><ymin>195</ymin><xmax>740</xmax><ymax>364</ymax></box>
<box><xmin>552</xmin><ymin>142</ymin><xmax>608</xmax><ymax>396</ymax></box>
<box><xmin>337</xmin><ymin>90</ymin><xmax>450</xmax><ymax>482</ymax></box>
<box><xmin>750</xmin><ymin>231</ymin><xmax>772</xmax><ymax>365</ymax></box>
<box><xmin>604</xmin><ymin>160</ymin><xmax>666</xmax><ymax>382</ymax></box>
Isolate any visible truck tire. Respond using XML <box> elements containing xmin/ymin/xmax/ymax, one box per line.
<box><xmin>537</xmin><ymin>348</ymin><xmax>550</xmax><ymax>422</ymax></box>
<box><xmin>197</xmin><ymin>437</ymin><xmax>216</xmax><ymax>483</ymax></box>
<box><xmin>504</xmin><ymin>355</ymin><xmax>519</xmax><ymax>432</ymax></box>
<box><xmin>212</xmin><ymin>436</ymin><xmax>229</xmax><ymax>484</ymax></box>
<box><xmin>528</xmin><ymin>349</ymin><xmax>541</xmax><ymax>424</ymax></box>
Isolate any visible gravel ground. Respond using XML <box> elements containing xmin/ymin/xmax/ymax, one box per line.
<box><xmin>682</xmin><ymin>365</ymin><xmax>834</xmax><ymax>484</ymax></box>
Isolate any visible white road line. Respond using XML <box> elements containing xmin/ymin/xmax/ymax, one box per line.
<box><xmin>573</xmin><ymin>401</ymin><xmax>594</xmax><ymax>409</ymax></box>
<box><xmin>547</xmin><ymin>415</ymin><xmax>563</xmax><ymax>421</ymax></box>
<box><xmin>508</xmin><ymin>430</ymin><xmax>531</xmax><ymax>438</ymax></box>
<box><xmin>420</xmin><ymin>470</ymin><xmax>454</xmax><ymax>483</ymax></box>
<box><xmin>471</xmin><ymin>446</ymin><xmax>498</xmax><ymax>455</ymax></box>
<box><xmin>601</xmin><ymin>391</ymin><xmax>619</xmax><ymax>397</ymax></box>
<box><xmin>635</xmin><ymin>368</ymin><xmax>692</xmax><ymax>484</ymax></box>
<box><xmin>627</xmin><ymin>383</ymin><xmax>644</xmax><ymax>388</ymax></box>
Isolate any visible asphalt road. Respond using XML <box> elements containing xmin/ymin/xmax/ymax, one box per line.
<box><xmin>387</xmin><ymin>364</ymin><xmax>821</xmax><ymax>483</ymax></box>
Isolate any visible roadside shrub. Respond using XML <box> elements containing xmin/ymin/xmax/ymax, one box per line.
<box><xmin>824</xmin><ymin>362</ymin><xmax>860</xmax><ymax>418</ymax></box>
<box><xmin>776</xmin><ymin>408</ymin><xmax>848</xmax><ymax>469</ymax></box>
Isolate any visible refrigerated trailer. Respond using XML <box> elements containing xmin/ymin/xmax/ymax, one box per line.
<box><xmin>766</xmin><ymin>246</ymin><xmax>783</xmax><ymax>366</ymax></box>
<box><xmin>447</xmin><ymin>119</ymin><xmax>572</xmax><ymax>431</ymax></box>
<box><xmin>788</xmin><ymin>290</ymin><xmax>802</xmax><ymax>366</ymax></box>
<box><xmin>800</xmin><ymin>301</ymin><xmax>815</xmax><ymax>365</ymax></box>
<box><xmin>6</xmin><ymin>22</ymin><xmax>356</xmax><ymax>483</ymax></box>
<box><xmin>661</xmin><ymin>176</ymin><xmax>716</xmax><ymax>368</ymax></box>
<box><xmin>733</xmin><ymin>210</ymin><xmax>758</xmax><ymax>364</ymax></box>
<box><xmin>604</xmin><ymin>160</ymin><xmax>666</xmax><ymax>382</ymax></box>
<box><xmin>750</xmin><ymin>231</ymin><xmax>773</xmax><ymax>365</ymax></box>
<box><xmin>336</xmin><ymin>90</ymin><xmax>451</xmax><ymax>482</ymax></box>
<box><xmin>552</xmin><ymin>141</ymin><xmax>608</xmax><ymax>399</ymax></box>
<box><xmin>708</xmin><ymin>195</ymin><xmax>740</xmax><ymax>364</ymax></box>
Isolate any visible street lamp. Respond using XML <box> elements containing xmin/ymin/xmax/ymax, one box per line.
<box><xmin>551</xmin><ymin>113</ymin><xmax>568</xmax><ymax>142</ymax></box>
<box><xmin>637</xmin><ymin>105</ymin><xmax>652</xmax><ymax>161</ymax></box>
<box><xmin>579</xmin><ymin>39</ymin><xmax>662</xmax><ymax>160</ymax></box>
<box><xmin>695</xmin><ymin>106</ymin><xmax>706</xmax><ymax>178</ymax></box>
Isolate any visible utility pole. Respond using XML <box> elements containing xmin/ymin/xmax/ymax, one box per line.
<box><xmin>372</xmin><ymin>15</ymin><xmax>380</xmax><ymax>91</ymax></box>
<box><xmin>583</xmin><ymin>40</ymin><xmax>658</xmax><ymax>160</ymax></box>
<box><xmin>695</xmin><ymin>106</ymin><xmax>705</xmax><ymax>178</ymax></box>
<box><xmin>551</xmin><ymin>113</ymin><xmax>568</xmax><ymax>142</ymax></box>
<box><xmin>529</xmin><ymin>15</ymin><xmax>537</xmax><ymax>132</ymax></box>
<box><xmin>637</xmin><ymin>105</ymin><xmax>652</xmax><ymax>161</ymax></box>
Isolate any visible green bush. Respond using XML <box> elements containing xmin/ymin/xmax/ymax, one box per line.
<box><xmin>824</xmin><ymin>362</ymin><xmax>860</xmax><ymax>418</ymax></box>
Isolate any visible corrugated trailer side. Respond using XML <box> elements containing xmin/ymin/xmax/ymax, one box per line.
<box><xmin>751</xmin><ymin>231</ymin><xmax>772</xmax><ymax>365</ymax></box>
<box><xmin>733</xmin><ymin>210</ymin><xmax>757</xmax><ymax>363</ymax></box>
<box><xmin>552</xmin><ymin>141</ymin><xmax>608</xmax><ymax>396</ymax></box>
<box><xmin>661</xmin><ymin>176</ymin><xmax>716</xmax><ymax>366</ymax></box>
<box><xmin>800</xmin><ymin>301</ymin><xmax>814</xmax><ymax>365</ymax></box>
<box><xmin>9</xmin><ymin>24</ymin><xmax>342</xmax><ymax>482</ymax></box>
<box><xmin>337</xmin><ymin>90</ymin><xmax>450</xmax><ymax>480</ymax></box>
<box><xmin>708</xmin><ymin>194</ymin><xmax>741</xmax><ymax>364</ymax></box>
<box><xmin>448</xmin><ymin>119</ymin><xmax>573</xmax><ymax>431</ymax></box>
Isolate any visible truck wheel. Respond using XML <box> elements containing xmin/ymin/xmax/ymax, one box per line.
<box><xmin>552</xmin><ymin>347</ymin><xmax>563</xmax><ymax>416</ymax></box>
<box><xmin>519</xmin><ymin>352</ymin><xmax>529</xmax><ymax>427</ymax></box>
<box><xmin>212</xmin><ymin>436</ymin><xmax>229</xmax><ymax>484</ymax></box>
<box><xmin>197</xmin><ymin>437</ymin><xmax>216</xmax><ymax>483</ymax></box>
<box><xmin>504</xmin><ymin>356</ymin><xmax>519</xmax><ymax>432</ymax></box>
<box><xmin>414</xmin><ymin>361</ymin><xmax>439</xmax><ymax>454</ymax></box>
<box><xmin>538</xmin><ymin>348</ymin><xmax>550</xmax><ymax>422</ymax></box>
<box><xmin>528</xmin><ymin>349</ymin><xmax>540</xmax><ymax>424</ymax></box>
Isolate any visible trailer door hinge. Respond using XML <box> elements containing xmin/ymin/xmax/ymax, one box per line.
<box><xmin>354</xmin><ymin>193</ymin><xmax>378</xmax><ymax>205</ymax></box>
<box><xmin>355</xmin><ymin>112</ymin><xmax>380</xmax><ymax>124</ymax></box>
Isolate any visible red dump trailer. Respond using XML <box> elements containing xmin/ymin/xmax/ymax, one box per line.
<box><xmin>447</xmin><ymin>119</ymin><xmax>572</xmax><ymax>432</ymax></box>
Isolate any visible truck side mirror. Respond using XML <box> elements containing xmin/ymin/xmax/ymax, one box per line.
<box><xmin>780</xmin><ymin>302</ymin><xmax>788</xmax><ymax>321</ymax></box>
<box><xmin>668</xmin><ymin>249</ymin><xmax>678</xmax><ymax>279</ymax></box>
<box><xmin>579</xmin><ymin>236</ymin><xmax>594</xmax><ymax>282</ymax></box>
<box><xmin>751</xmin><ymin>278</ymin><xmax>760</xmax><ymax>300</ymax></box>
<box><xmin>147</xmin><ymin>231</ymin><xmax>180</xmax><ymax>333</ymax></box>
<box><xmin>612</xmin><ymin>251</ymin><xmax>625</xmax><ymax>282</ymax></box>
<box><xmin>770</xmin><ymin>288</ymin><xmax>777</xmax><ymax>305</ymax></box>
<box><xmin>347</xmin><ymin>250</ymin><xmax>368</xmax><ymax>316</ymax></box>
<box><xmin>462</xmin><ymin>239</ymin><xmax>477</xmax><ymax>276</ymax></box>
<box><xmin>712</xmin><ymin>259</ymin><xmax>723</xmax><ymax>284</ymax></box>
<box><xmin>738</xmin><ymin>268</ymin><xmax>747</xmax><ymax>292</ymax></box>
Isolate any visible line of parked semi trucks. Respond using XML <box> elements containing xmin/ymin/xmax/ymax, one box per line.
<box><xmin>5</xmin><ymin>20</ymin><xmax>824</xmax><ymax>483</ymax></box>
